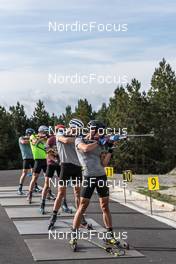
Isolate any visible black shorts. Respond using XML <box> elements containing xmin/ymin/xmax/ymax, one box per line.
<box><xmin>59</xmin><ymin>163</ymin><xmax>82</xmax><ymax>186</ymax></box>
<box><xmin>33</xmin><ymin>159</ymin><xmax>47</xmax><ymax>174</ymax></box>
<box><xmin>46</xmin><ymin>164</ymin><xmax>61</xmax><ymax>178</ymax></box>
<box><xmin>81</xmin><ymin>175</ymin><xmax>109</xmax><ymax>199</ymax></box>
<box><xmin>23</xmin><ymin>159</ymin><xmax>34</xmax><ymax>170</ymax></box>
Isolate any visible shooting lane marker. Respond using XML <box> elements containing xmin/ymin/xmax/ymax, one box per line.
<box><xmin>148</xmin><ymin>176</ymin><xmax>160</xmax><ymax>215</ymax></box>
<box><xmin>122</xmin><ymin>170</ymin><xmax>133</xmax><ymax>204</ymax></box>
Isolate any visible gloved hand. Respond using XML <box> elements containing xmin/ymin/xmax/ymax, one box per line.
<box><xmin>98</xmin><ymin>137</ymin><xmax>108</xmax><ymax>146</ymax></box>
<box><xmin>109</xmin><ymin>134</ymin><xmax>121</xmax><ymax>142</ymax></box>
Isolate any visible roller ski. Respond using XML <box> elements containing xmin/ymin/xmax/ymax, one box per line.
<box><xmin>103</xmin><ymin>236</ymin><xmax>126</xmax><ymax>254</ymax></box>
<box><xmin>48</xmin><ymin>213</ymin><xmax>57</xmax><ymax>230</ymax></box>
<box><xmin>62</xmin><ymin>200</ymin><xmax>73</xmax><ymax>214</ymax></box>
<box><xmin>80</xmin><ymin>215</ymin><xmax>94</xmax><ymax>230</ymax></box>
<box><xmin>88</xmin><ymin>238</ymin><xmax>125</xmax><ymax>257</ymax></box>
<box><xmin>27</xmin><ymin>192</ymin><xmax>32</xmax><ymax>204</ymax></box>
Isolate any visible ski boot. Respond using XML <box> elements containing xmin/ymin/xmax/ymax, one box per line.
<box><xmin>27</xmin><ymin>192</ymin><xmax>32</xmax><ymax>204</ymax></box>
<box><xmin>17</xmin><ymin>186</ymin><xmax>25</xmax><ymax>195</ymax></box>
<box><xmin>17</xmin><ymin>189</ymin><xmax>25</xmax><ymax>195</ymax></box>
<box><xmin>40</xmin><ymin>202</ymin><xmax>45</xmax><ymax>215</ymax></box>
<box><xmin>34</xmin><ymin>184</ymin><xmax>42</xmax><ymax>193</ymax></box>
<box><xmin>69</xmin><ymin>238</ymin><xmax>78</xmax><ymax>252</ymax></box>
<box><xmin>48</xmin><ymin>213</ymin><xmax>57</xmax><ymax>230</ymax></box>
<box><xmin>69</xmin><ymin>229</ymin><xmax>78</xmax><ymax>252</ymax></box>
<box><xmin>46</xmin><ymin>190</ymin><xmax>56</xmax><ymax>200</ymax></box>
<box><xmin>62</xmin><ymin>200</ymin><xmax>73</xmax><ymax>214</ymax></box>
<box><xmin>80</xmin><ymin>215</ymin><xmax>93</xmax><ymax>230</ymax></box>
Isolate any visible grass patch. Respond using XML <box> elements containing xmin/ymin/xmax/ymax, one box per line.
<box><xmin>138</xmin><ymin>185</ymin><xmax>169</xmax><ymax>191</ymax></box>
<box><xmin>137</xmin><ymin>187</ymin><xmax>176</xmax><ymax>206</ymax></box>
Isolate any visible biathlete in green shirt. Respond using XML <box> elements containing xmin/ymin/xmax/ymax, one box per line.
<box><xmin>27</xmin><ymin>125</ymin><xmax>55</xmax><ymax>203</ymax></box>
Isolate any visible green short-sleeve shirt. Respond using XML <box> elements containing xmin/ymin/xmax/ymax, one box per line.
<box><xmin>30</xmin><ymin>134</ymin><xmax>47</xmax><ymax>160</ymax></box>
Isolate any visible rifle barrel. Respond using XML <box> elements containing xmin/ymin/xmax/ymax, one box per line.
<box><xmin>127</xmin><ymin>134</ymin><xmax>154</xmax><ymax>137</ymax></box>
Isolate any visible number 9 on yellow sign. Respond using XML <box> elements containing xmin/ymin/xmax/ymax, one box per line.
<box><xmin>148</xmin><ymin>176</ymin><xmax>160</xmax><ymax>191</ymax></box>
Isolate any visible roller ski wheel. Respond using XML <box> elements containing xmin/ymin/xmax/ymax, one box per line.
<box><xmin>105</xmin><ymin>247</ymin><xmax>124</xmax><ymax>257</ymax></box>
<box><xmin>108</xmin><ymin>238</ymin><xmax>129</xmax><ymax>250</ymax></box>
<box><xmin>88</xmin><ymin>238</ymin><xmax>125</xmax><ymax>257</ymax></box>
<box><xmin>48</xmin><ymin>214</ymin><xmax>57</xmax><ymax>230</ymax></box>
<box><xmin>104</xmin><ymin>238</ymin><xmax>126</xmax><ymax>255</ymax></box>
<box><xmin>116</xmin><ymin>240</ymin><xmax>130</xmax><ymax>250</ymax></box>
<box><xmin>62</xmin><ymin>204</ymin><xmax>73</xmax><ymax>214</ymax></box>
<box><xmin>69</xmin><ymin>238</ymin><xmax>78</xmax><ymax>252</ymax></box>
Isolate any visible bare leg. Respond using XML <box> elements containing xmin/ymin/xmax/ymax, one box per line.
<box><xmin>73</xmin><ymin>186</ymin><xmax>81</xmax><ymax>209</ymax></box>
<box><xmin>99</xmin><ymin>197</ymin><xmax>112</xmax><ymax>228</ymax></box>
<box><xmin>72</xmin><ymin>198</ymin><xmax>89</xmax><ymax>229</ymax></box>
<box><xmin>42</xmin><ymin>177</ymin><xmax>50</xmax><ymax>200</ymax></box>
<box><xmin>29</xmin><ymin>173</ymin><xmax>39</xmax><ymax>193</ymax></box>
<box><xmin>19</xmin><ymin>169</ymin><xmax>28</xmax><ymax>185</ymax></box>
<box><xmin>53</xmin><ymin>186</ymin><xmax>66</xmax><ymax>212</ymax></box>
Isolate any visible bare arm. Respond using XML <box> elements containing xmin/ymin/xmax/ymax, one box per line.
<box><xmin>20</xmin><ymin>138</ymin><xmax>30</xmax><ymax>145</ymax></box>
<box><xmin>57</xmin><ymin>135</ymin><xmax>75</xmax><ymax>144</ymax></box>
<box><xmin>77</xmin><ymin>141</ymin><xmax>98</xmax><ymax>153</ymax></box>
<box><xmin>101</xmin><ymin>152</ymin><xmax>112</xmax><ymax>167</ymax></box>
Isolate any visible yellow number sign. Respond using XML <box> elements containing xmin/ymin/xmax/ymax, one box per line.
<box><xmin>148</xmin><ymin>176</ymin><xmax>160</xmax><ymax>191</ymax></box>
<box><xmin>123</xmin><ymin>170</ymin><xmax>133</xmax><ymax>182</ymax></box>
<box><xmin>105</xmin><ymin>167</ymin><xmax>114</xmax><ymax>177</ymax></box>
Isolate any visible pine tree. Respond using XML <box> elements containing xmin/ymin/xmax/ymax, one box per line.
<box><xmin>9</xmin><ymin>102</ymin><xmax>28</xmax><ymax>137</ymax></box>
<box><xmin>31</xmin><ymin>100</ymin><xmax>50</xmax><ymax>130</ymax></box>
<box><xmin>61</xmin><ymin>105</ymin><xmax>73</xmax><ymax>126</ymax></box>
<box><xmin>148</xmin><ymin>58</ymin><xmax>176</xmax><ymax>172</ymax></box>
<box><xmin>107</xmin><ymin>86</ymin><xmax>129</xmax><ymax>128</ymax></box>
<box><xmin>95</xmin><ymin>103</ymin><xmax>108</xmax><ymax>125</ymax></box>
<box><xmin>0</xmin><ymin>106</ymin><xmax>20</xmax><ymax>169</ymax></box>
<box><xmin>74</xmin><ymin>99</ymin><xmax>93</xmax><ymax>125</ymax></box>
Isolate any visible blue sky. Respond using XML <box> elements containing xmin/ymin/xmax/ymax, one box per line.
<box><xmin>0</xmin><ymin>0</ymin><xmax>176</xmax><ymax>115</ymax></box>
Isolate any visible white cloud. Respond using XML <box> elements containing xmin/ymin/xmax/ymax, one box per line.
<box><xmin>0</xmin><ymin>0</ymin><xmax>176</xmax><ymax>116</ymax></box>
<box><xmin>1</xmin><ymin>58</ymin><xmax>176</xmax><ymax>116</ymax></box>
